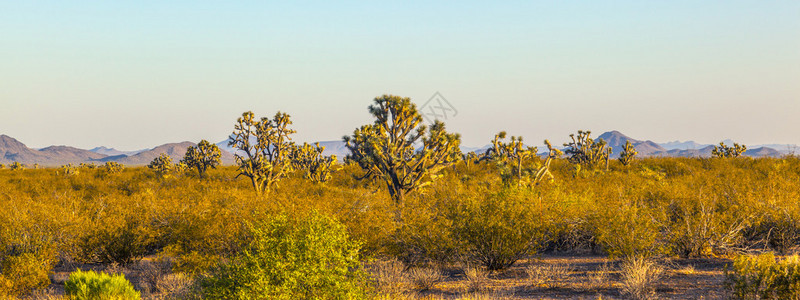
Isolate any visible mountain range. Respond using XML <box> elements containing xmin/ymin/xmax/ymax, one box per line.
<box><xmin>0</xmin><ymin>135</ymin><xmax>235</xmax><ymax>166</ymax></box>
<box><xmin>0</xmin><ymin>131</ymin><xmax>796</xmax><ymax>166</ymax></box>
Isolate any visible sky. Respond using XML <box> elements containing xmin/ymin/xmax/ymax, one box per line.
<box><xmin>1</xmin><ymin>1</ymin><xmax>799</xmax><ymax>150</ymax></box>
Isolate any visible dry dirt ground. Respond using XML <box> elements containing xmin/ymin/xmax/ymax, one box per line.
<box><xmin>33</xmin><ymin>255</ymin><xmax>730</xmax><ymax>299</ymax></box>
<box><xmin>384</xmin><ymin>255</ymin><xmax>731</xmax><ymax>300</ymax></box>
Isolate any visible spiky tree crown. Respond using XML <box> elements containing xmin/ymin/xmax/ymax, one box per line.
<box><xmin>344</xmin><ymin>95</ymin><xmax>461</xmax><ymax>203</ymax></box>
<box><xmin>563</xmin><ymin>130</ymin><xmax>612</xmax><ymax>169</ymax></box>
<box><xmin>712</xmin><ymin>142</ymin><xmax>746</xmax><ymax>158</ymax></box>
<box><xmin>183</xmin><ymin>139</ymin><xmax>222</xmax><ymax>178</ymax></box>
<box><xmin>229</xmin><ymin>111</ymin><xmax>295</xmax><ymax>193</ymax></box>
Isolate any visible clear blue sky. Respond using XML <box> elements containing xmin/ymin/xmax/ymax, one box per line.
<box><xmin>2</xmin><ymin>1</ymin><xmax>799</xmax><ymax>150</ymax></box>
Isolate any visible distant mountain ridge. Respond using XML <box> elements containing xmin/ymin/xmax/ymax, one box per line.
<box><xmin>1</xmin><ymin>131</ymin><xmax>796</xmax><ymax>166</ymax></box>
<box><xmin>659</xmin><ymin>140</ymin><xmax>708</xmax><ymax>151</ymax></box>
<box><xmin>89</xmin><ymin>146</ymin><xmax>145</xmax><ymax>157</ymax></box>
<box><xmin>0</xmin><ymin>135</ymin><xmax>236</xmax><ymax>166</ymax></box>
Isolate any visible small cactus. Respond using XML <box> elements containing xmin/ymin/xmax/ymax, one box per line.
<box><xmin>712</xmin><ymin>142</ymin><xmax>747</xmax><ymax>158</ymax></box>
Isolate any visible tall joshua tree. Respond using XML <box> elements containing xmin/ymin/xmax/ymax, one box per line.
<box><xmin>228</xmin><ymin>111</ymin><xmax>295</xmax><ymax>193</ymax></box>
<box><xmin>182</xmin><ymin>139</ymin><xmax>222</xmax><ymax>178</ymax></box>
<box><xmin>344</xmin><ymin>95</ymin><xmax>462</xmax><ymax>204</ymax></box>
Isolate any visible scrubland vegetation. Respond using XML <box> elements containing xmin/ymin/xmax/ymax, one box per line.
<box><xmin>2</xmin><ymin>155</ymin><xmax>800</xmax><ymax>299</ymax></box>
<box><xmin>1</xmin><ymin>96</ymin><xmax>799</xmax><ymax>299</ymax></box>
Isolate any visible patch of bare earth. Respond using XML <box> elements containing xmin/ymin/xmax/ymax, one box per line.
<box><xmin>376</xmin><ymin>255</ymin><xmax>729</xmax><ymax>299</ymax></box>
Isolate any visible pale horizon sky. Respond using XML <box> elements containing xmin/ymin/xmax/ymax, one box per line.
<box><xmin>2</xmin><ymin>1</ymin><xmax>799</xmax><ymax>150</ymax></box>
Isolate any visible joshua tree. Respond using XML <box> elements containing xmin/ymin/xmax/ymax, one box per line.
<box><xmin>480</xmin><ymin>132</ymin><xmax>538</xmax><ymax>185</ymax></box>
<box><xmin>619</xmin><ymin>140</ymin><xmax>638</xmax><ymax>166</ymax></box>
<box><xmin>712</xmin><ymin>142</ymin><xmax>746</xmax><ymax>158</ymax></box>
<box><xmin>10</xmin><ymin>162</ymin><xmax>23</xmax><ymax>171</ymax></box>
<box><xmin>103</xmin><ymin>161</ymin><xmax>124</xmax><ymax>174</ymax></box>
<box><xmin>481</xmin><ymin>133</ymin><xmax>563</xmax><ymax>186</ymax></box>
<box><xmin>462</xmin><ymin>152</ymin><xmax>478</xmax><ymax>170</ymax></box>
<box><xmin>563</xmin><ymin>130</ymin><xmax>612</xmax><ymax>170</ymax></box>
<box><xmin>182</xmin><ymin>140</ymin><xmax>222</xmax><ymax>178</ymax></box>
<box><xmin>533</xmin><ymin>140</ymin><xmax>563</xmax><ymax>184</ymax></box>
<box><xmin>148</xmin><ymin>154</ymin><xmax>173</xmax><ymax>177</ymax></box>
<box><xmin>229</xmin><ymin>111</ymin><xmax>295</xmax><ymax>193</ymax></box>
<box><xmin>344</xmin><ymin>95</ymin><xmax>461</xmax><ymax>204</ymax></box>
<box><xmin>291</xmin><ymin>142</ymin><xmax>340</xmax><ymax>183</ymax></box>
<box><xmin>59</xmin><ymin>164</ymin><xmax>80</xmax><ymax>176</ymax></box>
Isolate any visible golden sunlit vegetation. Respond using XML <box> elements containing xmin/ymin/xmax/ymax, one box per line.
<box><xmin>1</xmin><ymin>96</ymin><xmax>799</xmax><ymax>299</ymax></box>
<box><xmin>1</xmin><ymin>156</ymin><xmax>799</xmax><ymax>298</ymax></box>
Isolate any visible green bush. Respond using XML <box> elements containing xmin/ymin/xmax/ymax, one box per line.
<box><xmin>451</xmin><ymin>188</ymin><xmax>550</xmax><ymax>270</ymax></box>
<box><xmin>725</xmin><ymin>253</ymin><xmax>800</xmax><ymax>299</ymax></box>
<box><xmin>64</xmin><ymin>269</ymin><xmax>140</xmax><ymax>300</ymax></box>
<box><xmin>199</xmin><ymin>211</ymin><xmax>369</xmax><ymax>299</ymax></box>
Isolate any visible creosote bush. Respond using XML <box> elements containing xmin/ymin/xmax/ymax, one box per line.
<box><xmin>451</xmin><ymin>188</ymin><xmax>551</xmax><ymax>270</ymax></box>
<box><xmin>199</xmin><ymin>211</ymin><xmax>368</xmax><ymax>299</ymax></box>
<box><xmin>725</xmin><ymin>253</ymin><xmax>800</xmax><ymax>299</ymax></box>
<box><xmin>0</xmin><ymin>252</ymin><xmax>55</xmax><ymax>298</ymax></box>
<box><xmin>64</xmin><ymin>269</ymin><xmax>140</xmax><ymax>300</ymax></box>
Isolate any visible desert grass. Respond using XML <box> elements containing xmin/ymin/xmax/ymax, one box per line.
<box><xmin>525</xmin><ymin>262</ymin><xmax>573</xmax><ymax>288</ymax></box>
<box><xmin>619</xmin><ymin>256</ymin><xmax>664</xmax><ymax>300</ymax></box>
<box><xmin>462</xmin><ymin>264</ymin><xmax>491</xmax><ymax>293</ymax></box>
<box><xmin>409</xmin><ymin>267</ymin><xmax>444</xmax><ymax>291</ymax></box>
<box><xmin>370</xmin><ymin>259</ymin><xmax>412</xmax><ymax>296</ymax></box>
